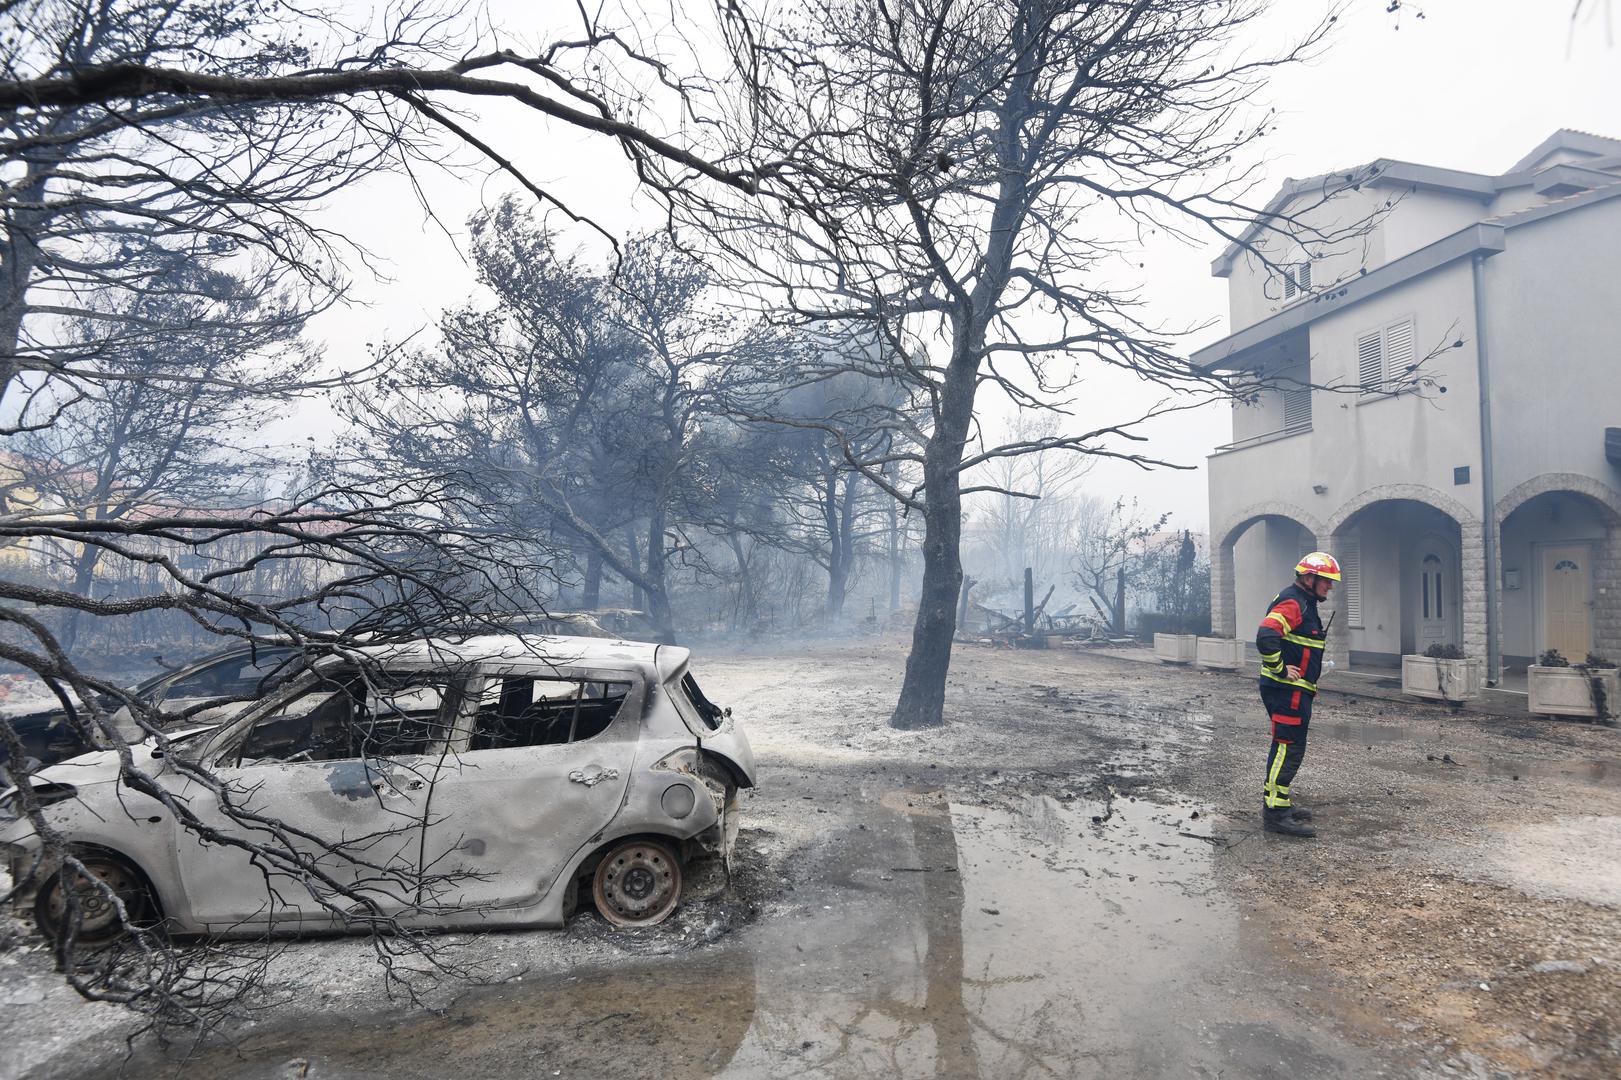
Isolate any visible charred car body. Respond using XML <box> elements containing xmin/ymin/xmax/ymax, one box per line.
<box><xmin>0</xmin><ymin>636</ymin><xmax>755</xmax><ymax>938</ymax></box>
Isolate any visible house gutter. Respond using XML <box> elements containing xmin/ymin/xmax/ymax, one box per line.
<box><xmin>1471</xmin><ymin>252</ymin><xmax>1501</xmax><ymax>686</ymax></box>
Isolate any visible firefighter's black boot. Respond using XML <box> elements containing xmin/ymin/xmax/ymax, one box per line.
<box><xmin>1262</xmin><ymin>806</ymin><xmax>1316</xmax><ymax>838</ymax></box>
<box><xmin>1287</xmin><ymin>804</ymin><xmax>1313</xmax><ymax>822</ymax></box>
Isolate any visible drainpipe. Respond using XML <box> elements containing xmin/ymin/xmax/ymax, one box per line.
<box><xmin>1472</xmin><ymin>253</ymin><xmax>1501</xmax><ymax>686</ymax></box>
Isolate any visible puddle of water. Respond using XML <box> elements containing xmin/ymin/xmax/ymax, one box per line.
<box><xmin>716</xmin><ymin>792</ymin><xmax>1369</xmax><ymax>1079</ymax></box>
<box><xmin>103</xmin><ymin>792</ymin><xmax>1386</xmax><ymax>1080</ymax></box>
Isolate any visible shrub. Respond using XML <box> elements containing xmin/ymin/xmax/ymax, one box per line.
<box><xmin>1423</xmin><ymin>643</ymin><xmax>1465</xmax><ymax>660</ymax></box>
<box><xmin>1538</xmin><ymin>649</ymin><xmax>1570</xmax><ymax>667</ymax></box>
<box><xmin>1582</xmin><ymin>653</ymin><xmax>1617</xmax><ymax>670</ymax></box>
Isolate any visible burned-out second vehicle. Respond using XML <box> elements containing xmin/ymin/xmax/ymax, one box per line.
<box><xmin>0</xmin><ymin>636</ymin><xmax>755</xmax><ymax>938</ymax></box>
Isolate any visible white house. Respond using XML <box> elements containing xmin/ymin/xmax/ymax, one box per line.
<box><xmin>1197</xmin><ymin>130</ymin><xmax>1621</xmax><ymax>680</ymax></box>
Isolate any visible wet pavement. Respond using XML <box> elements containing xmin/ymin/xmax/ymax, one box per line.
<box><xmin>105</xmin><ymin>785</ymin><xmax>1395</xmax><ymax>1080</ymax></box>
<box><xmin>19</xmin><ymin>640</ymin><xmax>1620</xmax><ymax>1080</ymax></box>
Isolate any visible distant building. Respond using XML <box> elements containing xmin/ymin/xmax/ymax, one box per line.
<box><xmin>1196</xmin><ymin>130</ymin><xmax>1621</xmax><ymax>678</ymax></box>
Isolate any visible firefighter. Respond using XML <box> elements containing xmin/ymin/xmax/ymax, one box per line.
<box><xmin>1257</xmin><ymin>551</ymin><xmax>1340</xmax><ymax>838</ymax></box>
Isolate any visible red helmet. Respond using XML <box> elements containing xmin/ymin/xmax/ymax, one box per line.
<box><xmin>1294</xmin><ymin>551</ymin><xmax>1342</xmax><ymax>582</ymax></box>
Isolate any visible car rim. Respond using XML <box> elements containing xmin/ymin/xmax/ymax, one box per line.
<box><xmin>593</xmin><ymin>840</ymin><xmax>682</xmax><ymax>927</ymax></box>
<box><xmin>45</xmin><ymin>858</ymin><xmax>143</xmax><ymax>939</ymax></box>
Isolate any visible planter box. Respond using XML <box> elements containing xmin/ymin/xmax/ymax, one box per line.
<box><xmin>1402</xmin><ymin>655</ymin><xmax>1485</xmax><ymax>702</ymax></box>
<box><xmin>1527</xmin><ymin>665</ymin><xmax>1620</xmax><ymax>718</ymax></box>
<box><xmin>1195</xmin><ymin>637</ymin><xmax>1245</xmax><ymax>670</ymax></box>
<box><xmin>1153</xmin><ymin>633</ymin><xmax>1197</xmax><ymax>664</ymax></box>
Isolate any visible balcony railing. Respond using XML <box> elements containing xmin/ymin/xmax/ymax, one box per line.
<box><xmin>1212</xmin><ymin>421</ymin><xmax>1312</xmax><ymax>455</ymax></box>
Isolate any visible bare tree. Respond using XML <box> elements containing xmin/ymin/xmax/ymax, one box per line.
<box><xmin>969</xmin><ymin>413</ymin><xmax>1094</xmax><ymax>589</ymax></box>
<box><xmin>10</xmin><ymin>263</ymin><xmax>311</xmax><ymax>650</ymax></box>
<box><xmin>672</xmin><ymin>0</ymin><xmax>1377</xmax><ymax>727</ymax></box>
<box><xmin>0</xmin><ymin>0</ymin><xmax>786</xmax><ymax>1035</ymax></box>
<box><xmin>0</xmin><ymin>0</ymin><xmax>773</xmax><ymax>410</ymax></box>
<box><xmin>1073</xmin><ymin>498</ymin><xmax>1170</xmax><ymax>635</ymax></box>
<box><xmin>344</xmin><ymin>204</ymin><xmax>782</xmax><ymax>641</ymax></box>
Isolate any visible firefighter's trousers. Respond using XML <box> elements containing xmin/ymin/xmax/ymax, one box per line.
<box><xmin>1261</xmin><ymin>683</ymin><xmax>1314</xmax><ymax>811</ymax></box>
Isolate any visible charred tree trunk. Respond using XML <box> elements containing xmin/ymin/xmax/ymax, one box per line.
<box><xmin>889</xmin><ymin>341</ymin><xmax>977</xmax><ymax>730</ymax></box>
<box><xmin>1114</xmin><ymin>566</ymin><xmax>1126</xmax><ymax>635</ymax></box>
<box><xmin>884</xmin><ymin>459</ymin><xmax>902</xmax><ymax>611</ymax></box>
<box><xmin>581</xmin><ymin>549</ymin><xmax>603</xmax><ymax>609</ymax></box>
<box><xmin>58</xmin><ymin>547</ymin><xmax>102</xmax><ymax>654</ymax></box>
<box><xmin>643</xmin><ymin>508</ymin><xmax>675</xmax><ymax>643</ymax></box>
<box><xmin>724</xmin><ymin>532</ymin><xmax>756</xmax><ymax>630</ymax></box>
<box><xmin>0</xmin><ymin>169</ymin><xmax>48</xmax><ymax>401</ymax></box>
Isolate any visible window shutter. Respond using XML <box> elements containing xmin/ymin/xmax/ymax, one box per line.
<box><xmin>1283</xmin><ymin>386</ymin><xmax>1312</xmax><ymax>432</ymax></box>
<box><xmin>1280</xmin><ymin>261</ymin><xmax>1312</xmax><ymax>300</ymax></box>
<box><xmin>1384</xmin><ymin>319</ymin><xmax>1414</xmax><ymax>385</ymax></box>
<box><xmin>1357</xmin><ymin>331</ymin><xmax>1384</xmax><ymax>393</ymax></box>
<box><xmin>1341</xmin><ymin>536</ymin><xmax>1362</xmax><ymax>626</ymax></box>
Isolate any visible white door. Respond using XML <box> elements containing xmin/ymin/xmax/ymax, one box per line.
<box><xmin>1541</xmin><ymin>544</ymin><xmax>1594</xmax><ymax>660</ymax></box>
<box><xmin>1416</xmin><ymin>550</ymin><xmax>1450</xmax><ymax>651</ymax></box>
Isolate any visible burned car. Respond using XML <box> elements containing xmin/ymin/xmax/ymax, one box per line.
<box><xmin>1</xmin><ymin>645</ymin><xmax>304</xmax><ymax>768</ymax></box>
<box><xmin>0</xmin><ymin>635</ymin><xmax>755</xmax><ymax>939</ymax></box>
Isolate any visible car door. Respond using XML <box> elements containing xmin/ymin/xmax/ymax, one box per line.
<box><xmin>413</xmin><ymin>669</ymin><xmax>642</xmax><ymax>914</ymax></box>
<box><xmin>168</xmin><ymin>669</ymin><xmax>464</xmax><ymax>930</ymax></box>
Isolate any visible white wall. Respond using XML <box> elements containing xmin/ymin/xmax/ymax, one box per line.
<box><xmin>1226</xmin><ymin>186</ymin><xmax>1387</xmax><ymax>332</ymax></box>
<box><xmin>1209</xmin><ymin>259</ymin><xmax>1484</xmax><ymax>541</ymax></box>
<box><xmin>1482</xmin><ymin>194</ymin><xmax>1621</xmax><ymax>496</ymax></box>
<box><xmin>1380</xmin><ymin>186</ymin><xmax>1490</xmax><ymax>261</ymax></box>
<box><xmin>1232</xmin><ymin>518</ymin><xmax>1316</xmax><ymax>645</ymax></box>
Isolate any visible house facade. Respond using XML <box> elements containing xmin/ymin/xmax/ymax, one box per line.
<box><xmin>1198</xmin><ymin>130</ymin><xmax>1621</xmax><ymax>679</ymax></box>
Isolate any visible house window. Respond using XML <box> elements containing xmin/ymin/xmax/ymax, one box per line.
<box><xmin>1282</xmin><ymin>386</ymin><xmax>1312</xmax><ymax>433</ymax></box>
<box><xmin>1422</xmin><ymin>553</ymin><xmax>1444</xmax><ymax>620</ymax></box>
<box><xmin>1341</xmin><ymin>537</ymin><xmax>1362</xmax><ymax>627</ymax></box>
<box><xmin>1281</xmin><ymin>260</ymin><xmax>1313</xmax><ymax>300</ymax></box>
<box><xmin>1357</xmin><ymin>318</ymin><xmax>1416</xmax><ymax>396</ymax></box>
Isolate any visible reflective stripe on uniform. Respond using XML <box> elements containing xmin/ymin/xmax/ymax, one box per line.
<box><xmin>1282</xmin><ymin>631</ymin><xmax>1325</xmax><ymax>648</ymax></box>
<box><xmin>1265</xmin><ymin>743</ymin><xmax>1291</xmax><ymax>808</ymax></box>
<box><xmin>1264</xmin><ymin>611</ymin><xmax>1293</xmax><ymax>632</ymax></box>
<box><xmin>1260</xmin><ymin>667</ymin><xmax>1317</xmax><ymax>692</ymax></box>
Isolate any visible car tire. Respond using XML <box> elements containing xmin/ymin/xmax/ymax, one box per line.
<box><xmin>591</xmin><ymin>837</ymin><xmax>682</xmax><ymax>928</ymax></box>
<box><xmin>33</xmin><ymin>852</ymin><xmax>153</xmax><ymax>944</ymax></box>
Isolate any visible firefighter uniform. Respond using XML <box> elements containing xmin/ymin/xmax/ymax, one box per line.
<box><xmin>1256</xmin><ymin>580</ymin><xmax>1328</xmax><ymax>820</ymax></box>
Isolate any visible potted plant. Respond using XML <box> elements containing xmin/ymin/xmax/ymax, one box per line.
<box><xmin>1195</xmin><ymin>636</ymin><xmax>1245</xmax><ymax>670</ymax></box>
<box><xmin>1153</xmin><ymin>632</ymin><xmax>1197</xmax><ymax>664</ymax></box>
<box><xmin>1402</xmin><ymin>643</ymin><xmax>1485</xmax><ymax>703</ymax></box>
<box><xmin>1528</xmin><ymin>650</ymin><xmax>1619</xmax><ymax>720</ymax></box>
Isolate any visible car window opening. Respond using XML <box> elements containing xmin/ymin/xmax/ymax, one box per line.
<box><xmin>235</xmin><ymin>673</ymin><xmax>457</xmax><ymax>766</ymax></box>
<box><xmin>469</xmin><ymin>677</ymin><xmax>629</xmax><ymax>751</ymax></box>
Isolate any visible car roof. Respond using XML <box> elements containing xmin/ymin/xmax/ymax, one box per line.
<box><xmin>340</xmin><ymin>634</ymin><xmax>690</xmax><ymax>679</ymax></box>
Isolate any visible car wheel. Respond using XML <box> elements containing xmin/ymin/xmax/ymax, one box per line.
<box><xmin>33</xmin><ymin>853</ymin><xmax>152</xmax><ymax>943</ymax></box>
<box><xmin>591</xmin><ymin>838</ymin><xmax>682</xmax><ymax>927</ymax></box>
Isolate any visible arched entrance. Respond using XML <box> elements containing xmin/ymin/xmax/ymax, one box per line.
<box><xmin>1325</xmin><ymin>486</ymin><xmax>1482</xmax><ymax>671</ymax></box>
<box><xmin>1211</xmin><ymin>504</ymin><xmax>1322</xmax><ymax>640</ymax></box>
<box><xmin>1496</xmin><ymin>475</ymin><xmax>1621</xmax><ymax>670</ymax></box>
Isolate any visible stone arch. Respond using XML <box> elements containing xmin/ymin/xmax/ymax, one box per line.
<box><xmin>1210</xmin><ymin>501</ymin><xmax>1323</xmax><ymax>639</ymax></box>
<box><xmin>1324</xmin><ymin>483</ymin><xmax>1480</xmax><ymax>539</ymax></box>
<box><xmin>1324</xmin><ymin>483</ymin><xmax>1485</xmax><ymax>665</ymax></box>
<box><xmin>1495</xmin><ymin>473</ymin><xmax>1621</xmax><ymax>661</ymax></box>
<box><xmin>1496</xmin><ymin>472</ymin><xmax>1621</xmax><ymax>525</ymax></box>
<box><xmin>1214</xmin><ymin>501</ymin><xmax>1325</xmax><ymax>553</ymax></box>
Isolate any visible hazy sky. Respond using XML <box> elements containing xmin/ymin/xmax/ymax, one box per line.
<box><xmin>294</xmin><ymin>0</ymin><xmax>1621</xmax><ymax>534</ymax></box>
